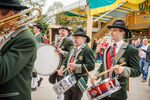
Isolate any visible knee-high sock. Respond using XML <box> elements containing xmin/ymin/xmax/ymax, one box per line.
<box><xmin>31</xmin><ymin>78</ymin><xmax>37</xmax><ymax>88</ymax></box>
<box><xmin>37</xmin><ymin>75</ymin><xmax>40</xmax><ymax>81</ymax></box>
<box><xmin>58</xmin><ymin>94</ymin><xmax>63</xmax><ymax>100</ymax></box>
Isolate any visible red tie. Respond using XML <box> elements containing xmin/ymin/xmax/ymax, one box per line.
<box><xmin>113</xmin><ymin>43</ymin><xmax>117</xmax><ymax>57</ymax></box>
<box><xmin>56</xmin><ymin>38</ymin><xmax>62</xmax><ymax>48</ymax></box>
<box><xmin>69</xmin><ymin>49</ymin><xmax>78</xmax><ymax>72</ymax></box>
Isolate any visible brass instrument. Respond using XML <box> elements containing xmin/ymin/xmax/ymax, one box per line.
<box><xmin>0</xmin><ymin>8</ymin><xmax>41</xmax><ymax>35</ymax></box>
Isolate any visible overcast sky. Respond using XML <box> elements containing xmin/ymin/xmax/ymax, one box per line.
<box><xmin>43</xmin><ymin>0</ymin><xmax>78</xmax><ymax>13</ymax></box>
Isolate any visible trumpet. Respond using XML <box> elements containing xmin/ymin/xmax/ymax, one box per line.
<box><xmin>0</xmin><ymin>8</ymin><xmax>41</xmax><ymax>35</ymax></box>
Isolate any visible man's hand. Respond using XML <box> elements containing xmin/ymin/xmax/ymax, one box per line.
<box><xmin>91</xmin><ymin>76</ymin><xmax>97</xmax><ymax>85</ymax></box>
<box><xmin>55</xmin><ymin>48</ymin><xmax>63</xmax><ymax>54</ymax></box>
<box><xmin>68</xmin><ymin>63</ymin><xmax>76</xmax><ymax>70</ymax></box>
<box><xmin>58</xmin><ymin>69</ymin><xmax>63</xmax><ymax>76</ymax></box>
<box><xmin>113</xmin><ymin>65</ymin><xmax>124</xmax><ymax>74</ymax></box>
<box><xmin>139</xmin><ymin>48</ymin><xmax>143</xmax><ymax>51</ymax></box>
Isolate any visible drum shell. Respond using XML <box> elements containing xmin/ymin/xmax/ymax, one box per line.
<box><xmin>86</xmin><ymin>78</ymin><xmax>121</xmax><ymax>100</ymax></box>
<box><xmin>34</xmin><ymin>44</ymin><xmax>62</xmax><ymax>76</ymax></box>
<box><xmin>53</xmin><ymin>74</ymin><xmax>77</xmax><ymax>95</ymax></box>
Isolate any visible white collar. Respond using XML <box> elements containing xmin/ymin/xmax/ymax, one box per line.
<box><xmin>35</xmin><ymin>32</ymin><xmax>40</xmax><ymax>36</ymax></box>
<box><xmin>114</xmin><ymin>39</ymin><xmax>124</xmax><ymax>47</ymax></box>
<box><xmin>76</xmin><ymin>44</ymin><xmax>84</xmax><ymax>50</ymax></box>
<box><xmin>60</xmin><ymin>37</ymin><xmax>66</xmax><ymax>40</ymax></box>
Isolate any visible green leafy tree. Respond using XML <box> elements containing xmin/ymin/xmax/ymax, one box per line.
<box><xmin>19</xmin><ymin>0</ymin><xmax>49</xmax><ymax>35</ymax></box>
<box><xmin>55</xmin><ymin>13</ymin><xmax>86</xmax><ymax>32</ymax></box>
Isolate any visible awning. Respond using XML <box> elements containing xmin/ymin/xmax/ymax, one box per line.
<box><xmin>49</xmin><ymin>0</ymin><xmax>147</xmax><ymax>23</ymax></box>
<box><xmin>88</xmin><ymin>0</ymin><xmax>147</xmax><ymax>15</ymax></box>
<box><xmin>63</xmin><ymin>2</ymin><xmax>144</xmax><ymax>23</ymax></box>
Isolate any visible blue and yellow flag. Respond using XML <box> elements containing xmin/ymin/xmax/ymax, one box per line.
<box><xmin>88</xmin><ymin>0</ymin><xmax>147</xmax><ymax>15</ymax></box>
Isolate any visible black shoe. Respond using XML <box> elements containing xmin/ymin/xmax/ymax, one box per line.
<box><xmin>38</xmin><ymin>77</ymin><xmax>43</xmax><ymax>87</ymax></box>
<box><xmin>31</xmin><ymin>87</ymin><xmax>37</xmax><ymax>91</ymax></box>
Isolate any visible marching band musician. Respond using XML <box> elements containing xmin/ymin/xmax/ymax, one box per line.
<box><xmin>91</xmin><ymin>19</ymin><xmax>141</xmax><ymax>100</ymax></box>
<box><xmin>58</xmin><ymin>28</ymin><xmax>95</xmax><ymax>100</ymax></box>
<box><xmin>49</xmin><ymin>25</ymin><xmax>74</xmax><ymax>84</ymax></box>
<box><xmin>31</xmin><ymin>23</ymin><xmax>44</xmax><ymax>91</ymax></box>
<box><xmin>0</xmin><ymin>0</ymin><xmax>37</xmax><ymax>100</ymax></box>
<box><xmin>49</xmin><ymin>25</ymin><xmax>74</xmax><ymax>100</ymax></box>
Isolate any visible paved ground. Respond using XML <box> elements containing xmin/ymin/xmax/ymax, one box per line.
<box><xmin>32</xmin><ymin>63</ymin><xmax>150</xmax><ymax>100</ymax></box>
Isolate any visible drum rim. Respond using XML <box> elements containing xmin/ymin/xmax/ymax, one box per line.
<box><xmin>87</xmin><ymin>78</ymin><xmax>117</xmax><ymax>90</ymax></box>
<box><xmin>53</xmin><ymin>74</ymin><xmax>77</xmax><ymax>95</ymax></box>
<box><xmin>98</xmin><ymin>77</ymin><xmax>118</xmax><ymax>85</ymax></box>
<box><xmin>34</xmin><ymin>44</ymin><xmax>62</xmax><ymax>76</ymax></box>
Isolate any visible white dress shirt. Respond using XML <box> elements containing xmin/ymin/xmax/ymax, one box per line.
<box><xmin>77</xmin><ymin>44</ymin><xmax>83</xmax><ymax>51</ymax></box>
<box><xmin>35</xmin><ymin>32</ymin><xmax>40</xmax><ymax>36</ymax></box>
<box><xmin>114</xmin><ymin>39</ymin><xmax>124</xmax><ymax>54</ymax></box>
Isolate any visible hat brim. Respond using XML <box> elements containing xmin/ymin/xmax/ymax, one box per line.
<box><xmin>59</xmin><ymin>28</ymin><xmax>70</xmax><ymax>32</ymax></box>
<box><xmin>107</xmin><ymin>25</ymin><xmax>132</xmax><ymax>39</ymax></box>
<box><xmin>0</xmin><ymin>3</ymin><xmax>28</xmax><ymax>10</ymax></box>
<box><xmin>33</xmin><ymin>25</ymin><xmax>43</xmax><ymax>30</ymax></box>
<box><xmin>72</xmin><ymin>34</ymin><xmax>90</xmax><ymax>43</ymax></box>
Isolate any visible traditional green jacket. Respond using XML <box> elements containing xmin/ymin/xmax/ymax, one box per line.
<box><xmin>0</xmin><ymin>27</ymin><xmax>37</xmax><ymax>100</ymax></box>
<box><xmin>35</xmin><ymin>33</ymin><xmax>44</xmax><ymax>47</ymax></box>
<box><xmin>95</xmin><ymin>42</ymin><xmax>141</xmax><ymax>100</ymax></box>
<box><xmin>60</xmin><ymin>44</ymin><xmax>95</xmax><ymax>87</ymax></box>
<box><xmin>56</xmin><ymin>37</ymin><xmax>74</xmax><ymax>59</ymax></box>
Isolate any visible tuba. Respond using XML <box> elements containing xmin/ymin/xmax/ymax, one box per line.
<box><xmin>0</xmin><ymin>8</ymin><xmax>41</xmax><ymax>35</ymax></box>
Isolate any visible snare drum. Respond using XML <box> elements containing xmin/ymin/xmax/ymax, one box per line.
<box><xmin>34</xmin><ymin>44</ymin><xmax>62</xmax><ymax>76</ymax></box>
<box><xmin>53</xmin><ymin>74</ymin><xmax>77</xmax><ymax>95</ymax></box>
<box><xmin>86</xmin><ymin>77</ymin><xmax>121</xmax><ymax>100</ymax></box>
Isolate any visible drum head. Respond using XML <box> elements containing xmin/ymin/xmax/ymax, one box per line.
<box><xmin>34</xmin><ymin>44</ymin><xmax>62</xmax><ymax>76</ymax></box>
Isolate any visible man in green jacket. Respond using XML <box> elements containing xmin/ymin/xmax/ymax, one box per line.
<box><xmin>0</xmin><ymin>0</ymin><xmax>37</xmax><ymax>100</ymax></box>
<box><xmin>33</xmin><ymin>23</ymin><xmax>44</xmax><ymax>47</ymax></box>
<box><xmin>31</xmin><ymin>23</ymin><xmax>44</xmax><ymax>91</ymax></box>
<box><xmin>49</xmin><ymin>25</ymin><xmax>74</xmax><ymax>84</ymax></box>
<box><xmin>49</xmin><ymin>25</ymin><xmax>74</xmax><ymax>100</ymax></box>
<box><xmin>58</xmin><ymin>28</ymin><xmax>95</xmax><ymax>100</ymax></box>
<box><xmin>91</xmin><ymin>19</ymin><xmax>141</xmax><ymax>100</ymax></box>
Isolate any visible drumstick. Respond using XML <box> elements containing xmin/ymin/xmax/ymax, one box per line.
<box><xmin>50</xmin><ymin>64</ymin><xmax>58</xmax><ymax>72</ymax></box>
<box><xmin>50</xmin><ymin>64</ymin><xmax>64</xmax><ymax>76</ymax></box>
<box><xmin>96</xmin><ymin>62</ymin><xmax>126</xmax><ymax>78</ymax></box>
<box><xmin>62</xmin><ymin>59</ymin><xmax>78</xmax><ymax>73</ymax></box>
<box><xmin>83</xmin><ymin>64</ymin><xmax>92</xmax><ymax>80</ymax></box>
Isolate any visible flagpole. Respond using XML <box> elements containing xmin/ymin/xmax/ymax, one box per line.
<box><xmin>86</xmin><ymin>3</ymin><xmax>93</xmax><ymax>47</ymax></box>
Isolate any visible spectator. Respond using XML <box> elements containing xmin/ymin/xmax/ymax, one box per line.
<box><xmin>135</xmin><ymin>40</ymin><xmax>140</xmax><ymax>49</ymax></box>
<box><xmin>68</xmin><ymin>31</ymin><xmax>74</xmax><ymax>42</ymax></box>
<box><xmin>92</xmin><ymin>38</ymin><xmax>97</xmax><ymax>51</ymax></box>
<box><xmin>99</xmin><ymin>37</ymin><xmax>109</xmax><ymax>61</ymax></box>
<box><xmin>44</xmin><ymin>34</ymin><xmax>50</xmax><ymax>44</ymax></box>
<box><xmin>95</xmin><ymin>38</ymin><xmax>102</xmax><ymax>62</ymax></box>
<box><xmin>130</xmin><ymin>40</ymin><xmax>135</xmax><ymax>47</ymax></box>
<box><xmin>137</xmin><ymin>37</ymin><xmax>143</xmax><ymax>48</ymax></box>
<box><xmin>139</xmin><ymin>39</ymin><xmax>150</xmax><ymax>82</ymax></box>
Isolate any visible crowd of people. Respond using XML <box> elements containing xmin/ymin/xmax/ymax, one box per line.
<box><xmin>131</xmin><ymin>38</ymin><xmax>150</xmax><ymax>82</ymax></box>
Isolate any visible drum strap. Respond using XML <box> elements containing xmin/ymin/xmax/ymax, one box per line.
<box><xmin>56</xmin><ymin>37</ymin><xmax>67</xmax><ymax>48</ymax></box>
